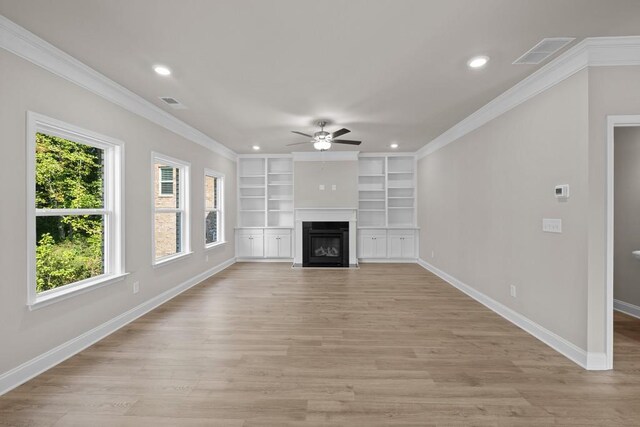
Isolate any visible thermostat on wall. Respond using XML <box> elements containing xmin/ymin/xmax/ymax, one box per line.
<box><xmin>555</xmin><ymin>184</ymin><xmax>570</xmax><ymax>199</ymax></box>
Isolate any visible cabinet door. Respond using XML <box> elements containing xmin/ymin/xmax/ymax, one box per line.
<box><xmin>359</xmin><ymin>235</ymin><xmax>374</xmax><ymax>258</ymax></box>
<box><xmin>265</xmin><ymin>235</ymin><xmax>279</xmax><ymax>258</ymax></box>
<box><xmin>401</xmin><ymin>235</ymin><xmax>415</xmax><ymax>258</ymax></box>
<box><xmin>238</xmin><ymin>235</ymin><xmax>253</xmax><ymax>258</ymax></box>
<box><xmin>278</xmin><ymin>235</ymin><xmax>291</xmax><ymax>258</ymax></box>
<box><xmin>388</xmin><ymin>236</ymin><xmax>402</xmax><ymax>258</ymax></box>
<box><xmin>373</xmin><ymin>236</ymin><xmax>387</xmax><ymax>258</ymax></box>
<box><xmin>252</xmin><ymin>235</ymin><xmax>264</xmax><ymax>257</ymax></box>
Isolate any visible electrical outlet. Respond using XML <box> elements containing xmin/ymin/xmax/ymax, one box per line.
<box><xmin>510</xmin><ymin>285</ymin><xmax>517</xmax><ymax>298</ymax></box>
<box><xmin>332</xmin><ymin>184</ymin><xmax>337</xmax><ymax>191</ymax></box>
<box><xmin>319</xmin><ymin>184</ymin><xmax>325</xmax><ymax>190</ymax></box>
<box><xmin>133</xmin><ymin>281</ymin><xmax>140</xmax><ymax>294</ymax></box>
<box><xmin>431</xmin><ymin>250</ymin><xmax>435</xmax><ymax>259</ymax></box>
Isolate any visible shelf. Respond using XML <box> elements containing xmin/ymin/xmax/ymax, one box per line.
<box><xmin>269</xmin><ymin>197</ymin><xmax>292</xmax><ymax>201</ymax></box>
<box><xmin>359</xmin><ymin>199</ymin><xmax>385</xmax><ymax>202</ymax></box>
<box><xmin>240</xmin><ymin>196</ymin><xmax>265</xmax><ymax>199</ymax></box>
<box><xmin>240</xmin><ymin>174</ymin><xmax>265</xmax><ymax>178</ymax></box>
<box><xmin>268</xmin><ymin>209</ymin><xmax>293</xmax><ymax>212</ymax></box>
<box><xmin>240</xmin><ymin>210</ymin><xmax>265</xmax><ymax>212</ymax></box>
<box><xmin>268</xmin><ymin>172</ymin><xmax>292</xmax><ymax>175</ymax></box>
<box><xmin>388</xmin><ymin>197</ymin><xmax>414</xmax><ymax>199</ymax></box>
<box><xmin>387</xmin><ymin>185</ymin><xmax>413</xmax><ymax>189</ymax></box>
<box><xmin>359</xmin><ymin>174</ymin><xmax>385</xmax><ymax>177</ymax></box>
<box><xmin>388</xmin><ymin>171</ymin><xmax>414</xmax><ymax>175</ymax></box>
<box><xmin>239</xmin><ymin>185</ymin><xmax>265</xmax><ymax>189</ymax></box>
<box><xmin>268</xmin><ymin>182</ymin><xmax>293</xmax><ymax>186</ymax></box>
<box><xmin>359</xmin><ymin>209</ymin><xmax>386</xmax><ymax>212</ymax></box>
<box><xmin>388</xmin><ymin>207</ymin><xmax>413</xmax><ymax>209</ymax></box>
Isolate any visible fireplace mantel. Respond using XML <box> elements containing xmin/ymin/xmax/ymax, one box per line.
<box><xmin>294</xmin><ymin>208</ymin><xmax>357</xmax><ymax>266</ymax></box>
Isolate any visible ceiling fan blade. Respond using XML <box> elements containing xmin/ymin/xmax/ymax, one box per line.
<box><xmin>291</xmin><ymin>131</ymin><xmax>313</xmax><ymax>138</ymax></box>
<box><xmin>333</xmin><ymin>139</ymin><xmax>361</xmax><ymax>145</ymax></box>
<box><xmin>331</xmin><ymin>128</ymin><xmax>350</xmax><ymax>139</ymax></box>
<box><xmin>286</xmin><ymin>141</ymin><xmax>313</xmax><ymax>146</ymax></box>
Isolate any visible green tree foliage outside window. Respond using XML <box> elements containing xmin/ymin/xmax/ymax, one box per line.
<box><xmin>35</xmin><ymin>133</ymin><xmax>105</xmax><ymax>292</ymax></box>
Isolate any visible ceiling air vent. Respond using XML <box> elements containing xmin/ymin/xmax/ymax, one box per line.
<box><xmin>513</xmin><ymin>37</ymin><xmax>575</xmax><ymax>65</ymax></box>
<box><xmin>159</xmin><ymin>96</ymin><xmax>187</xmax><ymax>110</ymax></box>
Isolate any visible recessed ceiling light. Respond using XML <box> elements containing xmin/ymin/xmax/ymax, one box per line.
<box><xmin>153</xmin><ymin>65</ymin><xmax>172</xmax><ymax>76</ymax></box>
<box><xmin>252</xmin><ymin>145</ymin><xmax>260</xmax><ymax>151</ymax></box>
<box><xmin>467</xmin><ymin>55</ymin><xmax>489</xmax><ymax>69</ymax></box>
<box><xmin>390</xmin><ymin>143</ymin><xmax>399</xmax><ymax>149</ymax></box>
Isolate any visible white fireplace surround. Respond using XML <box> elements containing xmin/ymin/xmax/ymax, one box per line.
<box><xmin>294</xmin><ymin>208</ymin><xmax>358</xmax><ymax>267</ymax></box>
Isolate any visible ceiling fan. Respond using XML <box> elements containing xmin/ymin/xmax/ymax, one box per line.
<box><xmin>287</xmin><ymin>121</ymin><xmax>362</xmax><ymax>151</ymax></box>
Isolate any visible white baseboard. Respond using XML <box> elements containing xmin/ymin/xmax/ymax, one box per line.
<box><xmin>0</xmin><ymin>257</ymin><xmax>236</xmax><ymax>396</ymax></box>
<box><xmin>417</xmin><ymin>258</ymin><xmax>607</xmax><ymax>370</ymax></box>
<box><xmin>358</xmin><ymin>258</ymin><xmax>418</xmax><ymax>263</ymax></box>
<box><xmin>614</xmin><ymin>299</ymin><xmax>640</xmax><ymax>320</ymax></box>
<box><xmin>235</xmin><ymin>258</ymin><xmax>293</xmax><ymax>263</ymax></box>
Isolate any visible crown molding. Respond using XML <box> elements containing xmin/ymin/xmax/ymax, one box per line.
<box><xmin>416</xmin><ymin>36</ymin><xmax>640</xmax><ymax>159</ymax></box>
<box><xmin>292</xmin><ymin>151</ymin><xmax>359</xmax><ymax>161</ymax></box>
<box><xmin>0</xmin><ymin>15</ymin><xmax>237</xmax><ymax>161</ymax></box>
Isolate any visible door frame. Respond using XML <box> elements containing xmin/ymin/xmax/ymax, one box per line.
<box><xmin>605</xmin><ymin>115</ymin><xmax>640</xmax><ymax>369</ymax></box>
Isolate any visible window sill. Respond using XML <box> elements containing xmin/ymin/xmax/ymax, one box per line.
<box><xmin>28</xmin><ymin>272</ymin><xmax>129</xmax><ymax>311</ymax></box>
<box><xmin>153</xmin><ymin>251</ymin><xmax>193</xmax><ymax>268</ymax></box>
<box><xmin>205</xmin><ymin>241</ymin><xmax>227</xmax><ymax>251</ymax></box>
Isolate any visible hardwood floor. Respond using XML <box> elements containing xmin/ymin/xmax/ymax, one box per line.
<box><xmin>2</xmin><ymin>263</ymin><xmax>640</xmax><ymax>426</ymax></box>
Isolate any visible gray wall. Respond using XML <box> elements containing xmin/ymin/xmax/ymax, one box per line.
<box><xmin>0</xmin><ymin>49</ymin><xmax>236</xmax><ymax>375</ymax></box>
<box><xmin>614</xmin><ymin>127</ymin><xmax>640</xmax><ymax>308</ymax></box>
<box><xmin>294</xmin><ymin>160</ymin><xmax>358</xmax><ymax>208</ymax></box>
<box><xmin>418</xmin><ymin>70</ymin><xmax>590</xmax><ymax>349</ymax></box>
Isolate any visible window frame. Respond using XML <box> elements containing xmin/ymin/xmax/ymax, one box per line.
<box><xmin>151</xmin><ymin>152</ymin><xmax>191</xmax><ymax>266</ymax></box>
<box><xmin>204</xmin><ymin>168</ymin><xmax>225</xmax><ymax>249</ymax></box>
<box><xmin>26</xmin><ymin>111</ymin><xmax>126</xmax><ymax>309</ymax></box>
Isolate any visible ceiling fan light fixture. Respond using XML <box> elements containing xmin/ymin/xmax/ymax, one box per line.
<box><xmin>313</xmin><ymin>140</ymin><xmax>331</xmax><ymax>151</ymax></box>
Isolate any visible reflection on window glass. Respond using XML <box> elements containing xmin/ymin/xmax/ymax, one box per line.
<box><xmin>205</xmin><ymin>211</ymin><xmax>218</xmax><ymax>244</ymax></box>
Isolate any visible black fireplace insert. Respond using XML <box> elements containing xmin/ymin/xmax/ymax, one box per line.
<box><xmin>302</xmin><ymin>221</ymin><xmax>349</xmax><ymax>267</ymax></box>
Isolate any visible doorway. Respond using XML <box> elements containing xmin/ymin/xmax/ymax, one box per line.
<box><xmin>607</xmin><ymin>116</ymin><xmax>640</xmax><ymax>369</ymax></box>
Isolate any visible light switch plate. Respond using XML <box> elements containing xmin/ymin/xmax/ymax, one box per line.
<box><xmin>542</xmin><ymin>218</ymin><xmax>562</xmax><ymax>233</ymax></box>
<box><xmin>332</xmin><ymin>184</ymin><xmax>337</xmax><ymax>191</ymax></box>
<box><xmin>319</xmin><ymin>184</ymin><xmax>325</xmax><ymax>191</ymax></box>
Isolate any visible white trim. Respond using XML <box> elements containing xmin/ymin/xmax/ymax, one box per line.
<box><xmin>204</xmin><ymin>168</ymin><xmax>225</xmax><ymax>248</ymax></box>
<box><xmin>26</xmin><ymin>112</ymin><xmax>125</xmax><ymax>307</ymax></box>
<box><xmin>614</xmin><ymin>299</ymin><xmax>640</xmax><ymax>320</ymax></box>
<box><xmin>236</xmin><ymin>258</ymin><xmax>294</xmax><ymax>263</ymax></box>
<box><xmin>358</xmin><ymin>258</ymin><xmax>417</xmax><ymax>263</ymax></box>
<box><xmin>151</xmin><ymin>152</ymin><xmax>191</xmax><ymax>266</ymax></box>
<box><xmin>0</xmin><ymin>15</ymin><xmax>236</xmax><ymax>160</ymax></box>
<box><xmin>417</xmin><ymin>258</ymin><xmax>607</xmax><ymax>370</ymax></box>
<box><xmin>292</xmin><ymin>151</ymin><xmax>359</xmax><ymax>162</ymax></box>
<box><xmin>29</xmin><ymin>273</ymin><xmax>129</xmax><ymax>311</ymax></box>
<box><xmin>606</xmin><ymin>115</ymin><xmax>640</xmax><ymax>371</ymax></box>
<box><xmin>416</xmin><ymin>36</ymin><xmax>640</xmax><ymax>159</ymax></box>
<box><xmin>0</xmin><ymin>257</ymin><xmax>236</xmax><ymax>397</ymax></box>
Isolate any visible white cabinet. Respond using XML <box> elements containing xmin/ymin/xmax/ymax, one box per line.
<box><xmin>264</xmin><ymin>229</ymin><xmax>291</xmax><ymax>258</ymax></box>
<box><xmin>358</xmin><ymin>228</ymin><xmax>417</xmax><ymax>260</ymax></box>
<box><xmin>358</xmin><ymin>230</ymin><xmax>387</xmax><ymax>258</ymax></box>
<box><xmin>237</xmin><ymin>230</ymin><xmax>264</xmax><ymax>258</ymax></box>
<box><xmin>388</xmin><ymin>230</ymin><xmax>416</xmax><ymax>259</ymax></box>
<box><xmin>237</xmin><ymin>228</ymin><xmax>292</xmax><ymax>259</ymax></box>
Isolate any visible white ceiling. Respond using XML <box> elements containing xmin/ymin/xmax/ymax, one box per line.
<box><xmin>2</xmin><ymin>0</ymin><xmax>640</xmax><ymax>154</ymax></box>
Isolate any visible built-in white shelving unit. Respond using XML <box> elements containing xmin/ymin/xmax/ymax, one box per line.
<box><xmin>237</xmin><ymin>155</ymin><xmax>294</xmax><ymax>259</ymax></box>
<box><xmin>357</xmin><ymin>154</ymin><xmax>417</xmax><ymax>261</ymax></box>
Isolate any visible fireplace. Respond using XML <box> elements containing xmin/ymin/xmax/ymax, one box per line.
<box><xmin>302</xmin><ymin>221</ymin><xmax>349</xmax><ymax>267</ymax></box>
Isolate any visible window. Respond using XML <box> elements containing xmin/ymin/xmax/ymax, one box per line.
<box><xmin>205</xmin><ymin>169</ymin><xmax>225</xmax><ymax>247</ymax></box>
<box><xmin>152</xmin><ymin>152</ymin><xmax>190</xmax><ymax>264</ymax></box>
<box><xmin>159</xmin><ymin>167</ymin><xmax>174</xmax><ymax>196</ymax></box>
<box><xmin>27</xmin><ymin>112</ymin><xmax>125</xmax><ymax>308</ymax></box>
